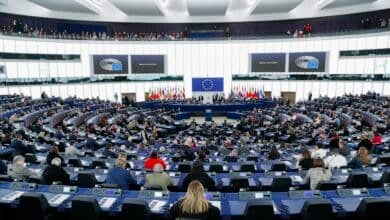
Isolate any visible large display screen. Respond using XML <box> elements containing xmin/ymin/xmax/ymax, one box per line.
<box><xmin>131</xmin><ymin>55</ymin><xmax>165</xmax><ymax>74</ymax></box>
<box><xmin>288</xmin><ymin>52</ymin><xmax>327</xmax><ymax>72</ymax></box>
<box><xmin>251</xmin><ymin>53</ymin><xmax>286</xmax><ymax>72</ymax></box>
<box><xmin>192</xmin><ymin>78</ymin><xmax>224</xmax><ymax>92</ymax></box>
<box><xmin>92</xmin><ymin>55</ymin><xmax>129</xmax><ymax>74</ymax></box>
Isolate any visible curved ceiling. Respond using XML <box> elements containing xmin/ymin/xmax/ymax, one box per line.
<box><xmin>0</xmin><ymin>0</ymin><xmax>389</xmax><ymax>23</ymax></box>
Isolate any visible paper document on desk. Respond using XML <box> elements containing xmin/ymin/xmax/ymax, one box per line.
<box><xmin>210</xmin><ymin>201</ymin><xmax>221</xmax><ymax>210</ymax></box>
<box><xmin>1</xmin><ymin>191</ymin><xmax>24</xmax><ymax>201</ymax></box>
<box><xmin>99</xmin><ymin>197</ymin><xmax>116</xmax><ymax>209</ymax></box>
<box><xmin>149</xmin><ymin>200</ymin><xmax>167</xmax><ymax>212</ymax></box>
<box><xmin>273</xmin><ymin>202</ymin><xmax>279</xmax><ymax>213</ymax></box>
<box><xmin>49</xmin><ymin>194</ymin><xmax>70</xmax><ymax>206</ymax></box>
<box><xmin>291</xmin><ymin>175</ymin><xmax>303</xmax><ymax>182</ymax></box>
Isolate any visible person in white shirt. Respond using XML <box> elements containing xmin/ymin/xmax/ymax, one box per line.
<box><xmin>324</xmin><ymin>148</ymin><xmax>347</xmax><ymax>169</ymax></box>
<box><xmin>65</xmin><ymin>143</ymin><xmax>84</xmax><ymax>156</ymax></box>
<box><xmin>311</xmin><ymin>143</ymin><xmax>327</xmax><ymax>159</ymax></box>
<box><xmin>305</xmin><ymin>158</ymin><xmax>332</xmax><ymax>190</ymax></box>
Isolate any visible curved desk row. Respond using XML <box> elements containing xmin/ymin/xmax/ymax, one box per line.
<box><xmin>0</xmin><ymin>182</ymin><xmax>389</xmax><ymax>219</ymax></box>
<box><xmin>141</xmin><ymin>100</ymin><xmax>276</xmax><ymax>112</ymax></box>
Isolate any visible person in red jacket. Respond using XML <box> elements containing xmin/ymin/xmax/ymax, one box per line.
<box><xmin>144</xmin><ymin>151</ymin><xmax>167</xmax><ymax>170</ymax></box>
<box><xmin>304</xmin><ymin>23</ymin><xmax>312</xmax><ymax>35</ymax></box>
<box><xmin>371</xmin><ymin>131</ymin><xmax>382</xmax><ymax>145</ymax></box>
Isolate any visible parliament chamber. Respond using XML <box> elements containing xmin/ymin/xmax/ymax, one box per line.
<box><xmin>0</xmin><ymin>1</ymin><xmax>390</xmax><ymax>220</ymax></box>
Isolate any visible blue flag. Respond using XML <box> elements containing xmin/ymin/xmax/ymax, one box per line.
<box><xmin>192</xmin><ymin>78</ymin><xmax>224</xmax><ymax>92</ymax></box>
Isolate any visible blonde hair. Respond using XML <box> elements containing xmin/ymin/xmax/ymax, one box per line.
<box><xmin>180</xmin><ymin>181</ymin><xmax>209</xmax><ymax>214</ymax></box>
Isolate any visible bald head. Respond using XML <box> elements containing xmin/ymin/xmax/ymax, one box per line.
<box><xmin>153</xmin><ymin>163</ymin><xmax>164</xmax><ymax>173</ymax></box>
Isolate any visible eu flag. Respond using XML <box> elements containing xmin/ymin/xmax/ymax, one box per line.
<box><xmin>192</xmin><ymin>78</ymin><xmax>224</xmax><ymax>92</ymax></box>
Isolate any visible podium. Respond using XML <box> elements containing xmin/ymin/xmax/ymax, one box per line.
<box><xmin>205</xmin><ymin>109</ymin><xmax>212</xmax><ymax>122</ymax></box>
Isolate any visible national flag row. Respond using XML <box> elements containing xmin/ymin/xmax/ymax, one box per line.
<box><xmin>147</xmin><ymin>87</ymin><xmax>186</xmax><ymax>101</ymax></box>
<box><xmin>229</xmin><ymin>86</ymin><xmax>266</xmax><ymax>99</ymax></box>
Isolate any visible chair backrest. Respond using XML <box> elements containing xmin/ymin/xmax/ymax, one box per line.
<box><xmin>77</xmin><ymin>173</ymin><xmax>97</xmax><ymax>188</ymax></box>
<box><xmin>240</xmin><ymin>164</ymin><xmax>256</xmax><ymax>172</ymax></box>
<box><xmin>24</xmin><ymin>153</ymin><xmax>37</xmax><ymax>164</ymax></box>
<box><xmin>316</xmin><ymin>181</ymin><xmax>337</xmax><ymax>190</ymax></box>
<box><xmin>301</xmin><ymin>199</ymin><xmax>333</xmax><ymax>220</ymax></box>
<box><xmin>377</xmin><ymin>156</ymin><xmax>390</xmax><ymax>165</ymax></box>
<box><xmin>68</xmin><ymin>159</ymin><xmax>83</xmax><ymax>167</ymax></box>
<box><xmin>18</xmin><ymin>192</ymin><xmax>50</xmax><ymax>220</ymax></box>
<box><xmin>71</xmin><ymin>196</ymin><xmax>102</xmax><ymax>220</ymax></box>
<box><xmin>271</xmin><ymin>163</ymin><xmax>287</xmax><ymax>171</ymax></box>
<box><xmin>356</xmin><ymin>197</ymin><xmax>390</xmax><ymax>220</ymax></box>
<box><xmin>380</xmin><ymin>171</ymin><xmax>390</xmax><ymax>184</ymax></box>
<box><xmin>229</xmin><ymin>177</ymin><xmax>249</xmax><ymax>192</ymax></box>
<box><xmin>224</xmin><ymin>156</ymin><xmax>238</xmax><ymax>163</ymax></box>
<box><xmin>271</xmin><ymin>176</ymin><xmax>292</xmax><ymax>192</ymax></box>
<box><xmin>346</xmin><ymin>173</ymin><xmax>369</xmax><ymax>188</ymax></box>
<box><xmin>171</xmin><ymin>156</ymin><xmax>181</xmax><ymax>163</ymax></box>
<box><xmin>208</xmin><ymin>164</ymin><xmax>223</xmax><ymax>173</ymax></box>
<box><xmin>121</xmin><ymin>198</ymin><xmax>151</xmax><ymax>220</ymax></box>
<box><xmin>246</xmin><ymin>156</ymin><xmax>258</xmax><ymax>162</ymax></box>
<box><xmin>244</xmin><ymin>200</ymin><xmax>274</xmax><ymax>220</ymax></box>
<box><xmin>91</xmin><ymin>161</ymin><xmax>107</xmax><ymax>169</ymax></box>
<box><xmin>0</xmin><ymin>175</ymin><xmax>13</xmax><ymax>182</ymax></box>
<box><xmin>178</xmin><ymin>163</ymin><xmax>192</xmax><ymax>173</ymax></box>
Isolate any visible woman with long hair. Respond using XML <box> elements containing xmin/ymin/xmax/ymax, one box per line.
<box><xmin>299</xmin><ymin>150</ymin><xmax>314</xmax><ymax>170</ymax></box>
<box><xmin>348</xmin><ymin>147</ymin><xmax>371</xmax><ymax>168</ymax></box>
<box><xmin>170</xmin><ymin>180</ymin><xmax>220</xmax><ymax>219</ymax></box>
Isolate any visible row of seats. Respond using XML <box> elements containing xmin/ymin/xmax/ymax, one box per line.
<box><xmin>51</xmin><ymin>171</ymin><xmax>390</xmax><ymax>192</ymax></box>
<box><xmin>6</xmin><ymin>191</ymin><xmax>390</xmax><ymax>220</ymax></box>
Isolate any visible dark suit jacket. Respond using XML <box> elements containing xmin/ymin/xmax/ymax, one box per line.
<box><xmin>85</xmin><ymin>138</ymin><xmax>100</xmax><ymax>150</ymax></box>
<box><xmin>102</xmin><ymin>149</ymin><xmax>118</xmax><ymax>158</ymax></box>
<box><xmin>42</xmin><ymin>165</ymin><xmax>70</xmax><ymax>185</ymax></box>
<box><xmin>10</xmin><ymin>139</ymin><xmax>33</xmax><ymax>156</ymax></box>
<box><xmin>182</xmin><ymin>172</ymin><xmax>215</xmax><ymax>190</ymax></box>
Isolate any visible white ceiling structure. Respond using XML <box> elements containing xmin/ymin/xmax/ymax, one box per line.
<box><xmin>0</xmin><ymin>0</ymin><xmax>389</xmax><ymax>23</ymax></box>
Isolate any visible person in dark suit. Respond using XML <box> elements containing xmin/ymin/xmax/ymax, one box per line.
<box><xmin>42</xmin><ymin>157</ymin><xmax>70</xmax><ymax>185</ymax></box>
<box><xmin>268</xmin><ymin>146</ymin><xmax>280</xmax><ymax>160</ymax></box>
<box><xmin>182</xmin><ymin>161</ymin><xmax>215</xmax><ymax>190</ymax></box>
<box><xmin>170</xmin><ymin>180</ymin><xmax>220</xmax><ymax>220</ymax></box>
<box><xmin>105</xmin><ymin>158</ymin><xmax>137</xmax><ymax>190</ymax></box>
<box><xmin>102</xmin><ymin>143</ymin><xmax>118</xmax><ymax>158</ymax></box>
<box><xmin>298</xmin><ymin>150</ymin><xmax>314</xmax><ymax>170</ymax></box>
<box><xmin>30</xmin><ymin>118</ymin><xmax>43</xmax><ymax>133</ymax></box>
<box><xmin>0</xmin><ymin>160</ymin><xmax>7</xmax><ymax>174</ymax></box>
<box><xmin>357</xmin><ymin>134</ymin><xmax>372</xmax><ymax>152</ymax></box>
<box><xmin>85</xmin><ymin>134</ymin><xmax>101</xmax><ymax>150</ymax></box>
<box><xmin>10</xmin><ymin>133</ymin><xmax>33</xmax><ymax>157</ymax></box>
<box><xmin>46</xmin><ymin>146</ymin><xmax>64</xmax><ymax>166</ymax></box>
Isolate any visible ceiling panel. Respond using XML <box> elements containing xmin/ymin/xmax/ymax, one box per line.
<box><xmin>186</xmin><ymin>0</ymin><xmax>229</xmax><ymax>16</ymax></box>
<box><xmin>28</xmin><ymin>0</ymin><xmax>98</xmax><ymax>13</ymax></box>
<box><xmin>252</xmin><ymin>0</ymin><xmax>303</xmax><ymax>14</ymax></box>
<box><xmin>109</xmin><ymin>0</ymin><xmax>163</xmax><ymax>16</ymax></box>
<box><xmin>322</xmin><ymin>0</ymin><xmax>378</xmax><ymax>9</ymax></box>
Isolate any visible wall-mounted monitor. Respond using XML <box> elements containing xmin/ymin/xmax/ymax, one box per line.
<box><xmin>92</xmin><ymin>55</ymin><xmax>129</xmax><ymax>75</ymax></box>
<box><xmin>288</xmin><ymin>52</ymin><xmax>327</xmax><ymax>72</ymax></box>
<box><xmin>131</xmin><ymin>55</ymin><xmax>165</xmax><ymax>74</ymax></box>
<box><xmin>251</xmin><ymin>53</ymin><xmax>286</xmax><ymax>72</ymax></box>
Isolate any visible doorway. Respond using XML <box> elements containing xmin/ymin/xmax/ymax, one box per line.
<box><xmin>122</xmin><ymin>93</ymin><xmax>136</xmax><ymax>104</ymax></box>
<box><xmin>281</xmin><ymin>91</ymin><xmax>296</xmax><ymax>105</ymax></box>
<box><xmin>264</xmin><ymin>91</ymin><xmax>272</xmax><ymax>99</ymax></box>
